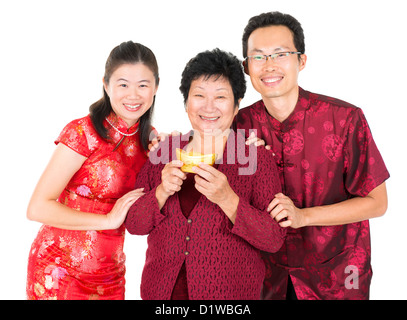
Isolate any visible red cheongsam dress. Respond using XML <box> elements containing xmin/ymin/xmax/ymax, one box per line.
<box><xmin>26</xmin><ymin>112</ymin><xmax>148</xmax><ymax>300</ymax></box>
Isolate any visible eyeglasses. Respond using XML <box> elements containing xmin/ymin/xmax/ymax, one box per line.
<box><xmin>246</xmin><ymin>51</ymin><xmax>302</xmax><ymax>64</ymax></box>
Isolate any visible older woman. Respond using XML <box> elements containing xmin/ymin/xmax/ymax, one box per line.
<box><xmin>125</xmin><ymin>49</ymin><xmax>285</xmax><ymax>300</ymax></box>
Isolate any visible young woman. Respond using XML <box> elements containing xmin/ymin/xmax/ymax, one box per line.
<box><xmin>125</xmin><ymin>49</ymin><xmax>286</xmax><ymax>300</ymax></box>
<box><xmin>26</xmin><ymin>41</ymin><xmax>159</xmax><ymax>300</ymax></box>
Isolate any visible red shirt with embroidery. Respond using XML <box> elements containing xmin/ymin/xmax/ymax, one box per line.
<box><xmin>125</xmin><ymin>132</ymin><xmax>286</xmax><ymax>300</ymax></box>
<box><xmin>27</xmin><ymin>113</ymin><xmax>148</xmax><ymax>300</ymax></box>
<box><xmin>233</xmin><ymin>87</ymin><xmax>390</xmax><ymax>300</ymax></box>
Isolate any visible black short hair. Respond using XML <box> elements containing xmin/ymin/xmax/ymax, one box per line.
<box><xmin>242</xmin><ymin>11</ymin><xmax>305</xmax><ymax>58</ymax></box>
<box><xmin>179</xmin><ymin>48</ymin><xmax>246</xmax><ymax>107</ymax></box>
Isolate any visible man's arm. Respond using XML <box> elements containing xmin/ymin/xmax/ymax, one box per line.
<box><xmin>268</xmin><ymin>182</ymin><xmax>388</xmax><ymax>228</ymax></box>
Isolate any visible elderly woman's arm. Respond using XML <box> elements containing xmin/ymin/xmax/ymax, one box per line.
<box><xmin>231</xmin><ymin>197</ymin><xmax>286</xmax><ymax>253</ymax></box>
<box><xmin>125</xmin><ymin>159</ymin><xmax>165</xmax><ymax>235</ymax></box>
<box><xmin>125</xmin><ymin>188</ymin><xmax>163</xmax><ymax>235</ymax></box>
<box><xmin>231</xmin><ymin>149</ymin><xmax>286</xmax><ymax>253</ymax></box>
<box><xmin>125</xmin><ymin>159</ymin><xmax>187</xmax><ymax>235</ymax></box>
<box><xmin>193</xmin><ymin>149</ymin><xmax>286</xmax><ymax>253</ymax></box>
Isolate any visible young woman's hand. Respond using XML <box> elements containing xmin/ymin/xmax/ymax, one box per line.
<box><xmin>106</xmin><ymin>188</ymin><xmax>145</xmax><ymax>229</ymax></box>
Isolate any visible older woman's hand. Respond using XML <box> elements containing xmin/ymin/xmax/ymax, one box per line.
<box><xmin>155</xmin><ymin>160</ymin><xmax>186</xmax><ymax>209</ymax></box>
<box><xmin>193</xmin><ymin>163</ymin><xmax>239</xmax><ymax>223</ymax></box>
<box><xmin>107</xmin><ymin>188</ymin><xmax>145</xmax><ymax>230</ymax></box>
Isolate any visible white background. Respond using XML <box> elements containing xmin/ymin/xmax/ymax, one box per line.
<box><xmin>0</xmin><ymin>0</ymin><xmax>405</xmax><ymax>300</ymax></box>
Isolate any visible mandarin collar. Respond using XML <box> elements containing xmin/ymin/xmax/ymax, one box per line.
<box><xmin>259</xmin><ymin>86</ymin><xmax>311</xmax><ymax>131</ymax></box>
<box><xmin>104</xmin><ymin>112</ymin><xmax>140</xmax><ymax>143</ymax></box>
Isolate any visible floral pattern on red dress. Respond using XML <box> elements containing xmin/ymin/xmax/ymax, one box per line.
<box><xmin>27</xmin><ymin>113</ymin><xmax>148</xmax><ymax>300</ymax></box>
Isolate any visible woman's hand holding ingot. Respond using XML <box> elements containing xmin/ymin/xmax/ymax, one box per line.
<box><xmin>155</xmin><ymin>160</ymin><xmax>186</xmax><ymax>209</ymax></box>
<box><xmin>193</xmin><ymin>163</ymin><xmax>239</xmax><ymax>223</ymax></box>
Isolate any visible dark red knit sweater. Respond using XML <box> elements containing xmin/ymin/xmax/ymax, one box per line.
<box><xmin>125</xmin><ymin>131</ymin><xmax>286</xmax><ymax>300</ymax></box>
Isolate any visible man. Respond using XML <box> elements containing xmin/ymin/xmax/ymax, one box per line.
<box><xmin>233</xmin><ymin>11</ymin><xmax>389</xmax><ymax>299</ymax></box>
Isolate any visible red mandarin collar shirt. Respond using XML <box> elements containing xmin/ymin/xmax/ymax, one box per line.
<box><xmin>233</xmin><ymin>87</ymin><xmax>390</xmax><ymax>299</ymax></box>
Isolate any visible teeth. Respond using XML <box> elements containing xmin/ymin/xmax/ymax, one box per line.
<box><xmin>125</xmin><ymin>104</ymin><xmax>141</xmax><ymax>109</ymax></box>
<box><xmin>263</xmin><ymin>78</ymin><xmax>282</xmax><ymax>83</ymax></box>
<box><xmin>200</xmin><ymin>116</ymin><xmax>219</xmax><ymax>121</ymax></box>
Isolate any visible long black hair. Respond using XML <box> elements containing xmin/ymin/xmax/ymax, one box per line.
<box><xmin>89</xmin><ymin>41</ymin><xmax>159</xmax><ymax>151</ymax></box>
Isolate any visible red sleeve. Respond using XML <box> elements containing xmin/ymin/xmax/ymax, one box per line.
<box><xmin>344</xmin><ymin>108</ymin><xmax>390</xmax><ymax>196</ymax></box>
<box><xmin>125</xmin><ymin>157</ymin><xmax>167</xmax><ymax>235</ymax></box>
<box><xmin>230</xmin><ymin>147</ymin><xmax>286</xmax><ymax>253</ymax></box>
<box><xmin>54</xmin><ymin>117</ymin><xmax>93</xmax><ymax>157</ymax></box>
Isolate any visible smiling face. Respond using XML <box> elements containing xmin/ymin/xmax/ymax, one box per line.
<box><xmin>186</xmin><ymin>75</ymin><xmax>238</xmax><ymax>136</ymax></box>
<box><xmin>246</xmin><ymin>25</ymin><xmax>306</xmax><ymax>105</ymax></box>
<box><xmin>103</xmin><ymin>63</ymin><xmax>158</xmax><ymax>127</ymax></box>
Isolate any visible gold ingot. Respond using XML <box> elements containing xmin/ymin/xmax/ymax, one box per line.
<box><xmin>176</xmin><ymin>148</ymin><xmax>216</xmax><ymax>173</ymax></box>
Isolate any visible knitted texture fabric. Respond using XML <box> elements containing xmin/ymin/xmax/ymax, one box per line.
<box><xmin>125</xmin><ymin>132</ymin><xmax>286</xmax><ymax>299</ymax></box>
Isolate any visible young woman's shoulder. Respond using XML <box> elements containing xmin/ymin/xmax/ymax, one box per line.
<box><xmin>55</xmin><ymin>114</ymin><xmax>100</xmax><ymax>157</ymax></box>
